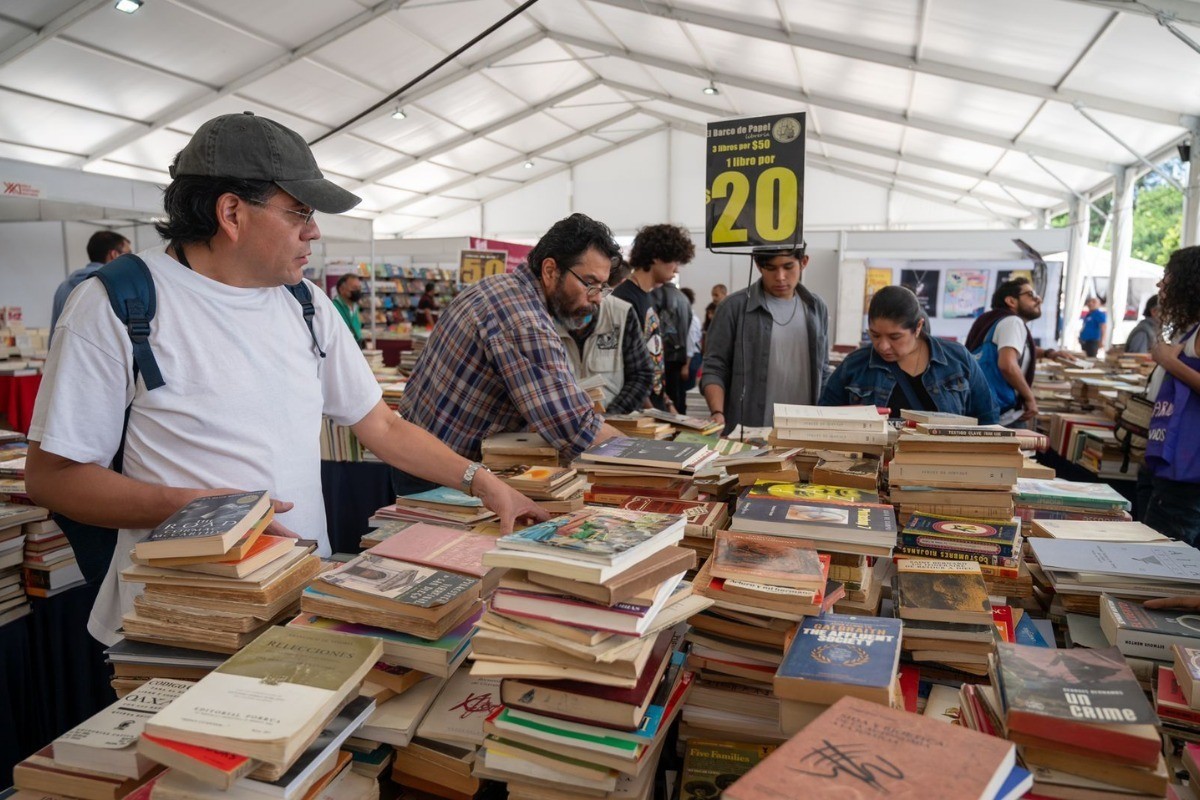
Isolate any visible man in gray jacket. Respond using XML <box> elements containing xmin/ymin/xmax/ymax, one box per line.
<box><xmin>701</xmin><ymin>246</ymin><xmax>830</xmax><ymax>435</ymax></box>
<box><xmin>1124</xmin><ymin>295</ymin><xmax>1160</xmax><ymax>354</ymax></box>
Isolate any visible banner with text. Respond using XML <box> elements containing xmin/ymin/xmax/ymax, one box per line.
<box><xmin>705</xmin><ymin>112</ymin><xmax>805</xmax><ymax>250</ymax></box>
<box><xmin>458</xmin><ymin>248</ymin><xmax>508</xmax><ymax>285</ymax></box>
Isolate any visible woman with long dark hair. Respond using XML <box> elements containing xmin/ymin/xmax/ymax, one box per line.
<box><xmin>1143</xmin><ymin>246</ymin><xmax>1200</xmax><ymax>547</ymax></box>
<box><xmin>820</xmin><ymin>286</ymin><xmax>997</xmax><ymax>423</ymax></box>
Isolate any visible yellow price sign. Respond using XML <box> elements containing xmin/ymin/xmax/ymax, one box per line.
<box><xmin>458</xmin><ymin>249</ymin><xmax>508</xmax><ymax>285</ymax></box>
<box><xmin>705</xmin><ymin>113</ymin><xmax>805</xmax><ymax>250</ymax></box>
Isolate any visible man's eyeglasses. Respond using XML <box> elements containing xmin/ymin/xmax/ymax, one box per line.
<box><xmin>566</xmin><ymin>267</ymin><xmax>613</xmax><ymax>299</ymax></box>
<box><xmin>253</xmin><ymin>201</ymin><xmax>316</xmax><ymax>227</ymax></box>
<box><xmin>1019</xmin><ymin>290</ymin><xmax>1042</xmax><ymax>301</ymax></box>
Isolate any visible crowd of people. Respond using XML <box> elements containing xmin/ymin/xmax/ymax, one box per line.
<box><xmin>30</xmin><ymin>112</ymin><xmax>1200</xmax><ymax>644</ymax></box>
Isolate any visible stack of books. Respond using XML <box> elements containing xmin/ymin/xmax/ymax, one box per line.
<box><xmin>989</xmin><ymin>643</ymin><xmax>1167</xmax><ymax>798</ymax></box>
<box><xmin>14</xmin><ymin>678</ymin><xmax>192</xmax><ymax>799</ymax></box>
<box><xmin>605</xmin><ymin>414</ymin><xmax>673</xmax><ymax>440</ymax></box>
<box><xmin>714</xmin><ymin>446</ymin><xmax>808</xmax><ymax>487</ymax></box>
<box><xmin>684</xmin><ymin>532</ymin><xmax>833</xmax><ymax>743</ymax></box>
<box><xmin>723</xmin><ymin>696</ymin><xmax>1024</xmax><ymax>800</ymax></box>
<box><xmin>0</xmin><ymin>502</ymin><xmax>45</xmax><ymax>620</ymax></box>
<box><xmin>890</xmin><ymin>426</ymin><xmax>1021</xmax><ymax>519</ymax></box>
<box><xmin>1156</xmin><ymin>647</ymin><xmax>1200</xmax><ymax>741</ymax></box>
<box><xmin>490</xmin><ymin>464</ymin><xmax>584</xmax><ymax>513</ymax></box>
<box><xmin>893</xmin><ymin>559</ymin><xmax>995</xmax><ymax>675</ymax></box>
<box><xmin>119</xmin><ymin>491</ymin><xmax>320</xmax><ymax>656</ymax></box>
<box><xmin>104</xmin><ymin>638</ymin><xmax>225</xmax><ymax>697</ymax></box>
<box><xmin>472</xmin><ymin>505</ymin><xmax>705</xmax><ymax>797</ymax></box>
<box><xmin>770</xmin><ymin>403</ymin><xmax>890</xmax><ymax>457</ymax></box>
<box><xmin>22</xmin><ymin>515</ymin><xmax>84</xmax><ymax>599</ymax></box>
<box><xmin>728</xmin><ymin>480</ymin><xmax>897</xmax><ymax>558</ymax></box>
<box><xmin>576</xmin><ymin>437</ymin><xmax>715</xmax><ymax>507</ymax></box>
<box><xmin>1099</xmin><ymin>593</ymin><xmax>1200</xmax><ymax>690</ymax></box>
<box><xmin>894</xmin><ymin>510</ymin><xmax>1029</xmax><ymax>598</ymax></box>
<box><xmin>374</xmin><ymin>487</ymin><xmax>497</xmax><ymax>530</ymax></box>
<box><xmin>1029</xmin><ymin>538</ymin><xmax>1200</xmax><ymax>614</ymax></box>
<box><xmin>640</xmin><ymin>409</ymin><xmax>723</xmax><ymax>436</ymax></box>
<box><xmin>1014</xmin><ymin>477</ymin><xmax>1132</xmax><ymax>531</ymax></box>
<box><xmin>139</xmin><ymin>626</ymin><xmax>382</xmax><ymax>799</ymax></box>
<box><xmin>480</xmin><ymin>431</ymin><xmax>559</xmax><ymax>470</ymax></box>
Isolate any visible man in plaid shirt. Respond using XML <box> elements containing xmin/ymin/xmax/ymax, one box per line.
<box><xmin>394</xmin><ymin>214</ymin><xmax>625</xmax><ymax>492</ymax></box>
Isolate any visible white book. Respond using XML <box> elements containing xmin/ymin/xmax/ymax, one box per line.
<box><xmin>357</xmin><ymin>676</ymin><xmax>444</xmax><ymax>748</ymax></box>
<box><xmin>772</xmin><ymin>404</ymin><xmax>887</xmax><ymax>431</ymax></box>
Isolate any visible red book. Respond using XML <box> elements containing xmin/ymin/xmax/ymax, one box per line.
<box><xmin>137</xmin><ymin>734</ymin><xmax>256</xmax><ymax>790</ymax></box>
<box><xmin>992</xmin><ymin>605</ymin><xmax>1015</xmax><ymax>643</ymax></box>
<box><xmin>898</xmin><ymin>664</ymin><xmax>920</xmax><ymax>714</ymax></box>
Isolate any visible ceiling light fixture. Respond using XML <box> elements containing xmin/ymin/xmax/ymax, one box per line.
<box><xmin>702</xmin><ymin>81</ymin><xmax>719</xmax><ymax>96</ymax></box>
<box><xmin>523</xmin><ymin>160</ymin><xmax>534</xmax><ymax>169</ymax></box>
<box><xmin>391</xmin><ymin>107</ymin><xmax>407</xmax><ymax>120</ymax></box>
<box><xmin>114</xmin><ymin>0</ymin><xmax>143</xmax><ymax>13</ymax></box>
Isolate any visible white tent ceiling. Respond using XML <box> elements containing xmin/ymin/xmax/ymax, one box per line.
<box><xmin>0</xmin><ymin>0</ymin><xmax>1197</xmax><ymax>237</ymax></box>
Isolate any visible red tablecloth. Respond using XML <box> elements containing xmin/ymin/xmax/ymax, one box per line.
<box><xmin>0</xmin><ymin>374</ymin><xmax>43</xmax><ymax>434</ymax></box>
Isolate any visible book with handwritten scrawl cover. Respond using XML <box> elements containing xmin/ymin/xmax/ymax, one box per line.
<box><xmin>723</xmin><ymin>696</ymin><xmax>1016</xmax><ymax>800</ymax></box>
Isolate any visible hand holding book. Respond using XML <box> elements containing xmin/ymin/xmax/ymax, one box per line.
<box><xmin>471</xmin><ymin>468</ymin><xmax>550</xmax><ymax>535</ymax></box>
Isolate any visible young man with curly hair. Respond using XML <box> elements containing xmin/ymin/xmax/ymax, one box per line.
<box><xmin>612</xmin><ymin>223</ymin><xmax>696</xmax><ymax>411</ymax></box>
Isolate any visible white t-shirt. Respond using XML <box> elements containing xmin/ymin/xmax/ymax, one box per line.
<box><xmin>29</xmin><ymin>248</ymin><xmax>382</xmax><ymax>645</ymax></box>
<box><xmin>992</xmin><ymin>315</ymin><xmax>1032</xmax><ymax>426</ymax></box>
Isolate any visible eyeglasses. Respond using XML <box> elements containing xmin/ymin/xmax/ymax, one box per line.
<box><xmin>253</xmin><ymin>201</ymin><xmax>316</xmax><ymax>227</ymax></box>
<box><xmin>1018</xmin><ymin>290</ymin><xmax>1042</xmax><ymax>301</ymax></box>
<box><xmin>566</xmin><ymin>267</ymin><xmax>613</xmax><ymax>299</ymax></box>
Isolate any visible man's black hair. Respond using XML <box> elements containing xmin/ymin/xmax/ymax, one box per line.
<box><xmin>336</xmin><ymin>273</ymin><xmax>360</xmax><ymax>290</ymax></box>
<box><xmin>751</xmin><ymin>244</ymin><xmax>807</xmax><ymax>268</ymax></box>
<box><xmin>155</xmin><ymin>154</ymin><xmax>276</xmax><ymax>251</ymax></box>
<box><xmin>86</xmin><ymin>231</ymin><xmax>130</xmax><ymax>263</ymax></box>
<box><xmin>628</xmin><ymin>224</ymin><xmax>695</xmax><ymax>270</ymax></box>
<box><xmin>525</xmin><ymin>213</ymin><xmax>620</xmax><ymax>280</ymax></box>
<box><xmin>991</xmin><ymin>277</ymin><xmax>1031</xmax><ymax>311</ymax></box>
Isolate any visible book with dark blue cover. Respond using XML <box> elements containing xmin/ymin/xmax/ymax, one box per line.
<box><xmin>903</xmin><ymin>511</ymin><xmax>1020</xmax><ymax>551</ymax></box>
<box><xmin>774</xmin><ymin>613</ymin><xmax>902</xmax><ymax>704</ymax></box>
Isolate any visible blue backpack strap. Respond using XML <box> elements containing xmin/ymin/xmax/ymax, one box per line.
<box><xmin>284</xmin><ymin>281</ymin><xmax>326</xmax><ymax>358</ymax></box>
<box><xmin>90</xmin><ymin>254</ymin><xmax>165</xmax><ymax>391</ymax></box>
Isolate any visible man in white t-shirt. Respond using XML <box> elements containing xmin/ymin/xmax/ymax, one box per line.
<box><xmin>25</xmin><ymin>112</ymin><xmax>546</xmax><ymax>645</ymax></box>
<box><xmin>965</xmin><ymin>277</ymin><xmax>1059</xmax><ymax>428</ymax></box>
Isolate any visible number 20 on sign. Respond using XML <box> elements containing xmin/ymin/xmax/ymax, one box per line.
<box><xmin>705</xmin><ymin>113</ymin><xmax>805</xmax><ymax>250</ymax></box>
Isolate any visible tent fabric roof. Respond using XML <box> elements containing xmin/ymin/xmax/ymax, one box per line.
<box><xmin>0</xmin><ymin>0</ymin><xmax>1196</xmax><ymax>235</ymax></box>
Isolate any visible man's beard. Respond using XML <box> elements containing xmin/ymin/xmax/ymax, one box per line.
<box><xmin>1019</xmin><ymin>307</ymin><xmax>1042</xmax><ymax>321</ymax></box>
<box><xmin>548</xmin><ymin>280</ymin><xmax>596</xmax><ymax>331</ymax></box>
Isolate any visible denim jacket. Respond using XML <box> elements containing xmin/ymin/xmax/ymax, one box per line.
<box><xmin>819</xmin><ymin>335</ymin><xmax>998</xmax><ymax>424</ymax></box>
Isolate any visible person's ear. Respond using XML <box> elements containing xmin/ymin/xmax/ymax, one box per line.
<box><xmin>800</xmin><ymin>255</ymin><xmax>810</xmax><ymax>268</ymax></box>
<box><xmin>215</xmin><ymin>193</ymin><xmax>246</xmax><ymax>242</ymax></box>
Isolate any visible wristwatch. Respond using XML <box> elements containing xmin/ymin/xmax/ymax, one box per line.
<box><xmin>460</xmin><ymin>461</ymin><xmax>487</xmax><ymax>497</ymax></box>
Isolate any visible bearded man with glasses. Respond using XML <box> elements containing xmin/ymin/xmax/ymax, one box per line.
<box><xmin>966</xmin><ymin>277</ymin><xmax>1061</xmax><ymax>429</ymax></box>
<box><xmin>390</xmin><ymin>213</ymin><xmax>628</xmax><ymax>497</ymax></box>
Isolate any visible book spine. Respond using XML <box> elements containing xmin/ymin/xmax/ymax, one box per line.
<box><xmin>918</xmin><ymin>427</ymin><xmax>1015</xmax><ymax>437</ymax></box>
<box><xmin>892</xmin><ymin>545</ymin><xmax>1019</xmax><ymax>570</ymax></box>
<box><xmin>897</xmin><ymin>532</ymin><xmax>1019</xmax><ymax>558</ymax></box>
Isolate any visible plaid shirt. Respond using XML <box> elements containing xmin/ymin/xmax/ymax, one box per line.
<box><xmin>397</xmin><ymin>267</ymin><xmax>603</xmax><ymax>460</ymax></box>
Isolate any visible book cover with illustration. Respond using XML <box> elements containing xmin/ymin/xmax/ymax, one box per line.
<box><xmin>415</xmin><ymin>668</ymin><xmax>501</xmax><ymax>747</ymax></box>
<box><xmin>711</xmin><ymin>531</ymin><xmax>826</xmax><ymax>590</ymax></box>
<box><xmin>400</xmin><ymin>486</ymin><xmax>483</xmax><ymax>508</ymax></box>
<box><xmin>139</xmin><ymin>491</ymin><xmax>270</xmax><ymax>557</ymax></box>
<box><xmin>723</xmin><ymin>697</ymin><xmax>1015</xmax><ymax>800</ymax></box>
<box><xmin>745</xmin><ymin>480</ymin><xmax>880</xmax><ymax>505</ymax></box>
<box><xmin>367</xmin><ymin>524</ymin><xmax>496</xmax><ymax>578</ymax></box>
<box><xmin>775</xmin><ymin>614</ymin><xmax>901</xmax><ymax>697</ymax></box>
<box><xmin>319</xmin><ymin>553</ymin><xmax>478</xmax><ymax>610</ymax></box>
<box><xmin>496</xmin><ymin>507</ymin><xmax>684</xmax><ymax>563</ymax></box>
<box><xmin>732</xmin><ymin>494</ymin><xmax>895</xmax><ymax>548</ymax></box>
<box><xmin>895</xmin><ymin>559</ymin><xmax>991</xmax><ymax>624</ymax></box>
<box><xmin>680</xmin><ymin>739</ymin><xmax>775</xmax><ymax>800</ymax></box>
<box><xmin>489</xmin><ymin>464</ymin><xmax>576</xmax><ymax>487</ymax></box>
<box><xmin>902</xmin><ymin>511</ymin><xmax>1021</xmax><ymax>550</ymax></box>
<box><xmin>1015</xmin><ymin>478</ymin><xmax>1131</xmax><ymax>511</ymax></box>
<box><xmin>996</xmin><ymin>643</ymin><xmax>1157</xmax><ymax>727</ymax></box>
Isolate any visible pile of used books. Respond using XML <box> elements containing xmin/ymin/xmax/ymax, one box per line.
<box><xmin>893</xmin><ymin>558</ymin><xmax>995</xmax><ymax>675</ymax></box>
<box><xmin>374</xmin><ymin>487</ymin><xmax>497</xmax><ymax>531</ymax></box>
<box><xmin>975</xmin><ymin>643</ymin><xmax>1167</xmax><ymax>799</ymax></box>
<box><xmin>577</xmin><ymin>436</ymin><xmax>716</xmax><ymax>507</ymax></box>
<box><xmin>472</xmin><ymin>505</ymin><xmax>707</xmax><ymax>798</ymax></box>
<box><xmin>890</xmin><ymin>424</ymin><xmax>1021</xmax><ymax>521</ymax></box>
<box><xmin>770</xmin><ymin>403</ymin><xmax>890</xmax><ymax>458</ymax></box>
<box><xmin>605</xmin><ymin>413</ymin><xmax>674</xmax><ymax>440</ymax></box>
<box><xmin>619</xmin><ymin>495</ymin><xmax>728</xmax><ymax>562</ymax></box>
<box><xmin>0</xmin><ymin>502</ymin><xmax>46</xmax><ymax>621</ymax></box>
<box><xmin>1015</xmin><ymin>477</ymin><xmax>1133</xmax><ymax>531</ymax></box>
<box><xmin>120</xmin><ymin>491</ymin><xmax>319</xmax><ymax>658</ymax></box>
<box><xmin>894</xmin><ymin>510</ymin><xmax>1029</xmax><ymax>599</ymax></box>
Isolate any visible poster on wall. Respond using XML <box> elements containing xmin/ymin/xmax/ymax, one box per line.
<box><xmin>458</xmin><ymin>249</ymin><xmax>507</xmax><ymax>285</ymax></box>
<box><xmin>901</xmin><ymin>269</ymin><xmax>940</xmax><ymax>318</ymax></box>
<box><xmin>705</xmin><ymin>112</ymin><xmax>806</xmax><ymax>250</ymax></box>
<box><xmin>864</xmin><ymin>267</ymin><xmax>892</xmax><ymax>309</ymax></box>
<box><xmin>942</xmin><ymin>270</ymin><xmax>988</xmax><ymax>319</ymax></box>
<box><xmin>997</xmin><ymin>268</ymin><xmax>1033</xmax><ymax>287</ymax></box>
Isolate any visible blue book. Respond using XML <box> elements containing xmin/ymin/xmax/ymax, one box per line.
<box><xmin>774</xmin><ymin>613</ymin><xmax>902</xmax><ymax>705</ymax></box>
<box><xmin>401</xmin><ymin>486</ymin><xmax>483</xmax><ymax>508</ymax></box>
<box><xmin>993</xmin><ymin>765</ymin><xmax>1032</xmax><ymax>800</ymax></box>
<box><xmin>1015</xmin><ymin>612</ymin><xmax>1050</xmax><ymax>647</ymax></box>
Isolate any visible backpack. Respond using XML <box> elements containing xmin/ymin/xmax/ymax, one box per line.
<box><xmin>55</xmin><ymin>253</ymin><xmax>324</xmax><ymax>585</ymax></box>
<box><xmin>969</xmin><ymin>319</ymin><xmax>1019</xmax><ymax>413</ymax></box>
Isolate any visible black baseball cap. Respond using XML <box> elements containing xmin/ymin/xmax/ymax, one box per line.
<box><xmin>170</xmin><ymin>111</ymin><xmax>361</xmax><ymax>214</ymax></box>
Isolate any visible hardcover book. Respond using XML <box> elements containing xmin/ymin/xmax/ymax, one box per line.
<box><xmin>366</xmin><ymin>524</ymin><xmax>497</xmax><ymax>578</ymax></box>
<box><xmin>996</xmin><ymin>643</ymin><xmax>1160</xmax><ymax>764</ymax></box>
<box><xmin>135</xmin><ymin>491</ymin><xmax>271</xmax><ymax>559</ymax></box>
<box><xmin>774</xmin><ymin>613</ymin><xmax>902</xmax><ymax>705</ymax></box>
<box><xmin>723</xmin><ymin>696</ymin><xmax>1016</xmax><ymax>800</ymax></box>
<box><xmin>711</xmin><ymin>531</ymin><xmax>826</xmax><ymax>591</ymax></box>
<box><xmin>894</xmin><ymin>559</ymin><xmax>992</xmax><ymax>624</ymax></box>
<box><xmin>494</xmin><ymin>506</ymin><xmax>684</xmax><ymax>565</ymax></box>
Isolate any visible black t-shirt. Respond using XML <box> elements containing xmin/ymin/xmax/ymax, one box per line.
<box><xmin>612</xmin><ymin>280</ymin><xmax>665</xmax><ymax>403</ymax></box>
<box><xmin>887</xmin><ymin>369</ymin><xmax>936</xmax><ymax>419</ymax></box>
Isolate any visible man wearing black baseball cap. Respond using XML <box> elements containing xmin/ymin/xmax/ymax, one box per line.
<box><xmin>25</xmin><ymin>112</ymin><xmax>546</xmax><ymax>645</ymax></box>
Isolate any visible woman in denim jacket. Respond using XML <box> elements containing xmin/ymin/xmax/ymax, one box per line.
<box><xmin>820</xmin><ymin>286</ymin><xmax>998</xmax><ymax>424</ymax></box>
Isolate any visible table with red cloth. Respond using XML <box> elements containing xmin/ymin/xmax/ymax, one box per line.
<box><xmin>0</xmin><ymin>374</ymin><xmax>42</xmax><ymax>434</ymax></box>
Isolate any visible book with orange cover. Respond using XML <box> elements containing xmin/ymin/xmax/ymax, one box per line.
<box><xmin>139</xmin><ymin>509</ymin><xmax>274</xmax><ymax>567</ymax></box>
<box><xmin>137</xmin><ymin>734</ymin><xmax>258</xmax><ymax>789</ymax></box>
<box><xmin>711</xmin><ymin>531</ymin><xmax>825</xmax><ymax>591</ymax></box>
